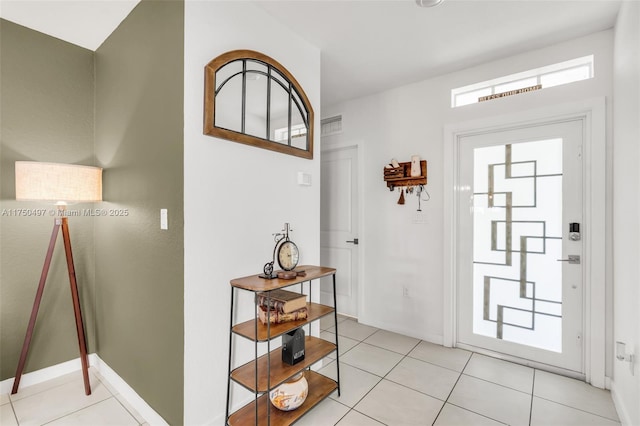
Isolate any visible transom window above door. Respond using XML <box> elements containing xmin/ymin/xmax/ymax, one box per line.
<box><xmin>204</xmin><ymin>50</ymin><xmax>314</xmax><ymax>159</ymax></box>
<box><xmin>451</xmin><ymin>55</ymin><xmax>594</xmax><ymax>108</ymax></box>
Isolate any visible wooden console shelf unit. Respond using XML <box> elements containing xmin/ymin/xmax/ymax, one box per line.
<box><xmin>226</xmin><ymin>265</ymin><xmax>340</xmax><ymax>426</ymax></box>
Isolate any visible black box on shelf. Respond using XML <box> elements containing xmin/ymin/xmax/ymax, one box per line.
<box><xmin>282</xmin><ymin>328</ymin><xmax>305</xmax><ymax>365</ymax></box>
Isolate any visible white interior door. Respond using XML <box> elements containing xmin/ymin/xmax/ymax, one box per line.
<box><xmin>457</xmin><ymin>119</ymin><xmax>584</xmax><ymax>373</ymax></box>
<box><xmin>320</xmin><ymin>146</ymin><xmax>359</xmax><ymax>317</ymax></box>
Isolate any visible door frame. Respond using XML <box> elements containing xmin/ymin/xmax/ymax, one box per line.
<box><xmin>321</xmin><ymin>138</ymin><xmax>365</xmax><ymax>320</ymax></box>
<box><xmin>443</xmin><ymin>98</ymin><xmax>606</xmax><ymax>387</ymax></box>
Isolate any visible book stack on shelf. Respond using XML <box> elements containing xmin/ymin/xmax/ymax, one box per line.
<box><xmin>257</xmin><ymin>289</ymin><xmax>308</xmax><ymax>324</ymax></box>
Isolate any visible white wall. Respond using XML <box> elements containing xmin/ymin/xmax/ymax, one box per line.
<box><xmin>611</xmin><ymin>2</ymin><xmax>640</xmax><ymax>424</ymax></box>
<box><xmin>183</xmin><ymin>2</ymin><xmax>321</xmax><ymax>424</ymax></box>
<box><xmin>323</xmin><ymin>31</ymin><xmax>614</xmax><ymax>360</ymax></box>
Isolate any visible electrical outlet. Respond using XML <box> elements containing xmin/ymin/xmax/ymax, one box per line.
<box><xmin>403</xmin><ymin>286</ymin><xmax>409</xmax><ymax>297</ymax></box>
<box><xmin>413</xmin><ymin>212</ymin><xmax>428</xmax><ymax>224</ymax></box>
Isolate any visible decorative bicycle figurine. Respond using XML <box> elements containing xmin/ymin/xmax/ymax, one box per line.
<box><xmin>260</xmin><ymin>223</ymin><xmax>299</xmax><ymax>279</ymax></box>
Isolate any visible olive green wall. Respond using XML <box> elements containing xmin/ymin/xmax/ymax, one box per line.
<box><xmin>1</xmin><ymin>1</ymin><xmax>184</xmax><ymax>422</ymax></box>
<box><xmin>0</xmin><ymin>19</ymin><xmax>96</xmax><ymax>380</ymax></box>
<box><xmin>94</xmin><ymin>0</ymin><xmax>184</xmax><ymax>424</ymax></box>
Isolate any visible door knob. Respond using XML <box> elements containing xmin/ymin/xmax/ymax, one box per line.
<box><xmin>346</xmin><ymin>238</ymin><xmax>359</xmax><ymax>245</ymax></box>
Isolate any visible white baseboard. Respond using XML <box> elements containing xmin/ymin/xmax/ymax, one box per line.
<box><xmin>92</xmin><ymin>355</ymin><xmax>168</xmax><ymax>426</ymax></box>
<box><xmin>359</xmin><ymin>317</ymin><xmax>443</xmax><ymax>345</ymax></box>
<box><xmin>610</xmin><ymin>381</ymin><xmax>634</xmax><ymax>426</ymax></box>
<box><xmin>1</xmin><ymin>357</ymin><xmax>89</xmax><ymax>395</ymax></box>
<box><xmin>1</xmin><ymin>355</ymin><xmax>167</xmax><ymax>426</ymax></box>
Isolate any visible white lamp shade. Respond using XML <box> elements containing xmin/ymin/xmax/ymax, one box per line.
<box><xmin>15</xmin><ymin>161</ymin><xmax>102</xmax><ymax>202</ymax></box>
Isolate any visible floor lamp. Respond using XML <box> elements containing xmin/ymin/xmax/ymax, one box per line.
<box><xmin>12</xmin><ymin>161</ymin><xmax>102</xmax><ymax>396</ymax></box>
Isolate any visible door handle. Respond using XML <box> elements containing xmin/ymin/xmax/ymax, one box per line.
<box><xmin>346</xmin><ymin>238</ymin><xmax>359</xmax><ymax>245</ymax></box>
<box><xmin>557</xmin><ymin>255</ymin><xmax>580</xmax><ymax>264</ymax></box>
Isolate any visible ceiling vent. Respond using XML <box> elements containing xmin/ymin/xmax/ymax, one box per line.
<box><xmin>321</xmin><ymin>115</ymin><xmax>343</xmax><ymax>136</ymax></box>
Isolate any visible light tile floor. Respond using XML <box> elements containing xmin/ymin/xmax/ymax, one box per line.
<box><xmin>1</xmin><ymin>316</ymin><xmax>622</xmax><ymax>426</ymax></box>
<box><xmin>310</xmin><ymin>315</ymin><xmax>621</xmax><ymax>426</ymax></box>
<box><xmin>1</xmin><ymin>368</ymin><xmax>148</xmax><ymax>426</ymax></box>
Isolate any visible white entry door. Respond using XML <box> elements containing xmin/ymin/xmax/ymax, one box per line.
<box><xmin>457</xmin><ymin>119</ymin><xmax>584</xmax><ymax>373</ymax></box>
<box><xmin>320</xmin><ymin>146</ymin><xmax>359</xmax><ymax>317</ymax></box>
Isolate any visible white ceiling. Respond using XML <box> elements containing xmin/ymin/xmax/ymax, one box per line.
<box><xmin>0</xmin><ymin>0</ymin><xmax>139</xmax><ymax>51</ymax></box>
<box><xmin>258</xmin><ymin>0</ymin><xmax>621</xmax><ymax>106</ymax></box>
<box><xmin>0</xmin><ymin>0</ymin><xmax>622</xmax><ymax>106</ymax></box>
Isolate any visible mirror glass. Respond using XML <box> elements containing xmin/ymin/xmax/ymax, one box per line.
<box><xmin>290</xmin><ymin>90</ymin><xmax>308</xmax><ymax>151</ymax></box>
<box><xmin>270</xmin><ymin>83</ymin><xmax>289</xmax><ymax>145</ymax></box>
<box><xmin>215</xmin><ymin>61</ymin><xmax>243</xmax><ymax>133</ymax></box>
<box><xmin>204</xmin><ymin>50</ymin><xmax>314</xmax><ymax>159</ymax></box>
<box><xmin>245</xmin><ymin>60</ymin><xmax>268</xmax><ymax>139</ymax></box>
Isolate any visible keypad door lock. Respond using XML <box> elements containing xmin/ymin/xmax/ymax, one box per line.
<box><xmin>569</xmin><ymin>222</ymin><xmax>581</xmax><ymax>241</ymax></box>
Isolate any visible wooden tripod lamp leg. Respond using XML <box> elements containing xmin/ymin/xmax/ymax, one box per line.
<box><xmin>12</xmin><ymin>217</ymin><xmax>92</xmax><ymax>396</ymax></box>
<box><xmin>12</xmin><ymin>219</ymin><xmax>61</xmax><ymax>394</ymax></box>
<box><xmin>61</xmin><ymin>217</ymin><xmax>92</xmax><ymax>396</ymax></box>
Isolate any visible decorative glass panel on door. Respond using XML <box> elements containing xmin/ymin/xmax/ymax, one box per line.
<box><xmin>472</xmin><ymin>139</ymin><xmax>563</xmax><ymax>352</ymax></box>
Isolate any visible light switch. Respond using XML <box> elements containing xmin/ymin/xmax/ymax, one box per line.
<box><xmin>161</xmin><ymin>209</ymin><xmax>168</xmax><ymax>230</ymax></box>
<box><xmin>297</xmin><ymin>172</ymin><xmax>312</xmax><ymax>186</ymax></box>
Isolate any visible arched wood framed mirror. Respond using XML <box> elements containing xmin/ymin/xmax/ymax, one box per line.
<box><xmin>204</xmin><ymin>50</ymin><xmax>314</xmax><ymax>159</ymax></box>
